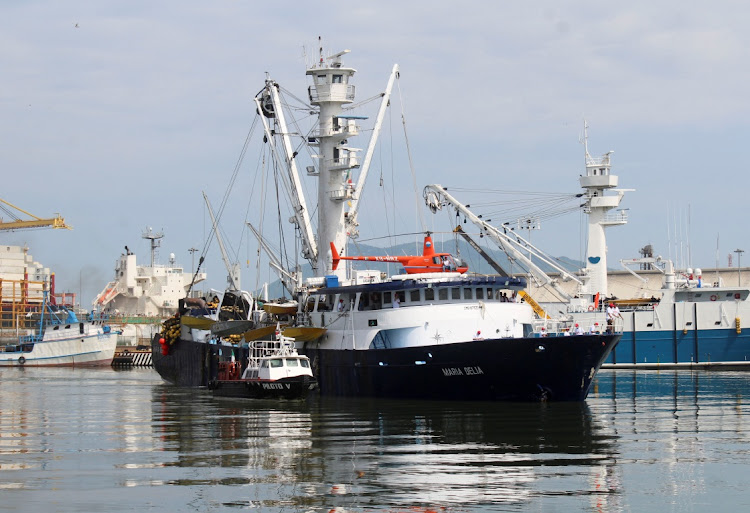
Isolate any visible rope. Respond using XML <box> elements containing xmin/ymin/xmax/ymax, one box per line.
<box><xmin>397</xmin><ymin>79</ymin><xmax>426</xmax><ymax>234</ymax></box>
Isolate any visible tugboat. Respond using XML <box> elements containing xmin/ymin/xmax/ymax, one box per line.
<box><xmin>151</xmin><ymin>42</ymin><xmax>620</xmax><ymax>402</ymax></box>
<box><xmin>207</xmin><ymin>326</ymin><xmax>317</xmax><ymax>400</ymax></box>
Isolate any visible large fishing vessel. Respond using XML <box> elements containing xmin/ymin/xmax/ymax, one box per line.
<box><xmin>151</xmin><ymin>43</ymin><xmax>619</xmax><ymax>401</ymax></box>
<box><xmin>438</xmin><ymin>124</ymin><xmax>750</xmax><ymax>369</ymax></box>
<box><xmin>549</xmin><ymin>129</ymin><xmax>750</xmax><ymax>368</ymax></box>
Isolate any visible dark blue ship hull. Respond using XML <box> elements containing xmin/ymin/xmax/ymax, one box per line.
<box><xmin>302</xmin><ymin>334</ymin><xmax>619</xmax><ymax>402</ymax></box>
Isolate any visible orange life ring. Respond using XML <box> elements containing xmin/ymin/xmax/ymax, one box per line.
<box><xmin>710</xmin><ymin>295</ymin><xmax>718</xmax><ymax>301</ymax></box>
<box><xmin>588</xmin><ymin>305</ymin><xmax>595</xmax><ymax>312</ymax></box>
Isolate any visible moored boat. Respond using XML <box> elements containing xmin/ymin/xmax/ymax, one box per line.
<box><xmin>0</xmin><ymin>291</ymin><xmax>117</xmax><ymax>367</ymax></box>
<box><xmin>425</xmin><ymin>121</ymin><xmax>750</xmax><ymax>370</ymax></box>
<box><xmin>207</xmin><ymin>327</ymin><xmax>317</xmax><ymax>400</ymax></box>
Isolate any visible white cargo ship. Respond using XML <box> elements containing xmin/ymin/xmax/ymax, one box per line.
<box><xmin>93</xmin><ymin>228</ymin><xmax>206</xmax><ymax>346</ymax></box>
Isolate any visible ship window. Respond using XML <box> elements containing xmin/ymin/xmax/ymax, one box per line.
<box><xmin>425</xmin><ymin>288</ymin><xmax>435</xmax><ymax>301</ymax></box>
<box><xmin>260</xmin><ymin>360</ymin><xmax>269</xmax><ymax>368</ymax></box>
<box><xmin>438</xmin><ymin>288</ymin><xmax>448</xmax><ymax>300</ymax></box>
<box><xmin>476</xmin><ymin>288</ymin><xmax>484</xmax><ymax>300</ymax></box>
<box><xmin>317</xmin><ymin>295</ymin><xmax>331</xmax><ymax>311</ymax></box>
<box><xmin>451</xmin><ymin>288</ymin><xmax>461</xmax><ymax>300</ymax></box>
<box><xmin>464</xmin><ymin>288</ymin><xmax>473</xmax><ymax>300</ymax></box>
<box><xmin>270</xmin><ymin>359</ymin><xmax>283</xmax><ymax>368</ymax></box>
<box><xmin>316</xmin><ymin>74</ymin><xmax>326</xmax><ymax>84</ymax></box>
<box><xmin>53</xmin><ymin>326</ymin><xmax>60</xmax><ymax>331</ymax></box>
<box><xmin>286</xmin><ymin>358</ymin><xmax>299</xmax><ymax>367</ymax></box>
<box><xmin>301</xmin><ymin>359</ymin><xmax>310</xmax><ymax>368</ymax></box>
<box><xmin>487</xmin><ymin>288</ymin><xmax>493</xmax><ymax>299</ymax></box>
<box><xmin>384</xmin><ymin>292</ymin><xmax>392</xmax><ymax>305</ymax></box>
<box><xmin>79</xmin><ymin>323</ymin><xmax>84</xmax><ymax>334</ymax></box>
<box><xmin>410</xmin><ymin>290</ymin><xmax>421</xmax><ymax>302</ymax></box>
<box><xmin>332</xmin><ymin>74</ymin><xmax>343</xmax><ymax>83</ymax></box>
<box><xmin>432</xmin><ymin>256</ymin><xmax>441</xmax><ymax>265</ymax></box>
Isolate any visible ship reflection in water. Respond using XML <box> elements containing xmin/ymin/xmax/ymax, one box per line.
<box><xmin>153</xmin><ymin>392</ymin><xmax>617</xmax><ymax>510</ymax></box>
<box><xmin>2</xmin><ymin>369</ymin><xmax>750</xmax><ymax>512</ymax></box>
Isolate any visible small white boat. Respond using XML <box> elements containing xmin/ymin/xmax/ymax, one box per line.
<box><xmin>208</xmin><ymin>327</ymin><xmax>317</xmax><ymax>400</ymax></box>
<box><xmin>0</xmin><ymin>293</ymin><xmax>118</xmax><ymax>367</ymax></box>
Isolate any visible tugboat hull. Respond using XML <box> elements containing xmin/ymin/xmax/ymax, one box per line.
<box><xmin>207</xmin><ymin>375</ymin><xmax>317</xmax><ymax>400</ymax></box>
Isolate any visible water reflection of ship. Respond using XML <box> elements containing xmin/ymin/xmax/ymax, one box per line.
<box><xmin>590</xmin><ymin>369</ymin><xmax>750</xmax><ymax>512</ymax></box>
<box><xmin>149</xmin><ymin>388</ymin><xmax>621</xmax><ymax>509</ymax></box>
<box><xmin>150</xmin><ymin>386</ymin><xmax>312</xmax><ymax>471</ymax></box>
<box><xmin>591</xmin><ymin>368</ymin><xmax>750</xmax><ymax>401</ymax></box>
<box><xmin>312</xmin><ymin>398</ymin><xmax>620</xmax><ymax>509</ymax></box>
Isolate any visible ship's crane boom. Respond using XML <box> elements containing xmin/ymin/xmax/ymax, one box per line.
<box><xmin>453</xmin><ymin>225</ymin><xmax>509</xmax><ymax>276</ymax></box>
<box><xmin>423</xmin><ymin>184</ymin><xmax>580</xmax><ymax>301</ymax></box>
<box><xmin>203</xmin><ymin>192</ymin><xmax>240</xmax><ymax>290</ymax></box>
<box><xmin>254</xmin><ymin>81</ymin><xmax>318</xmax><ymax>271</ymax></box>
<box><xmin>346</xmin><ymin>64</ymin><xmax>400</xmax><ymax>238</ymax></box>
<box><xmin>247</xmin><ymin>222</ymin><xmax>300</xmax><ymax>296</ymax></box>
<box><xmin>0</xmin><ymin>198</ymin><xmax>72</xmax><ymax>231</ymax></box>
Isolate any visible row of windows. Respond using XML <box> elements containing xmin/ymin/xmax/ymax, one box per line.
<box><xmin>260</xmin><ymin>358</ymin><xmax>311</xmax><ymax>368</ymax></box>
<box><xmin>316</xmin><ymin>74</ymin><xmax>347</xmax><ymax>84</ymax></box>
<box><xmin>314</xmin><ymin>287</ymin><xmax>518</xmax><ymax>312</ymax></box>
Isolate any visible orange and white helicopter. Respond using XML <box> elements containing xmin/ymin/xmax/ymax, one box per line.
<box><xmin>330</xmin><ymin>233</ymin><xmax>468</xmax><ymax>274</ymax></box>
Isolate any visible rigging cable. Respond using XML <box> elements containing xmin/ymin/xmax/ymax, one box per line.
<box><xmin>396</xmin><ymin>78</ymin><xmax>426</xmax><ymax>235</ymax></box>
<box><xmin>198</xmin><ymin>116</ymin><xmax>259</xmax><ymax>261</ymax></box>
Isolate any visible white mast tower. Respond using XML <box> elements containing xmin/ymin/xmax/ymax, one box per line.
<box><xmin>579</xmin><ymin>122</ymin><xmax>629</xmax><ymax>300</ymax></box>
<box><xmin>306</xmin><ymin>43</ymin><xmax>360</xmax><ymax>279</ymax></box>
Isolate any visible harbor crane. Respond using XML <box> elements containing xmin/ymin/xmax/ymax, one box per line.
<box><xmin>0</xmin><ymin>198</ymin><xmax>72</xmax><ymax>231</ymax></box>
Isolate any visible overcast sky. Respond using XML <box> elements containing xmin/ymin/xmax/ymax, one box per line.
<box><xmin>2</xmin><ymin>1</ymin><xmax>750</xmax><ymax>306</ymax></box>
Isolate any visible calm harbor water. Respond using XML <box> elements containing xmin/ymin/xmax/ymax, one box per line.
<box><xmin>1</xmin><ymin>368</ymin><xmax>750</xmax><ymax>512</ymax></box>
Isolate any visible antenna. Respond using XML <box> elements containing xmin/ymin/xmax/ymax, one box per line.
<box><xmin>142</xmin><ymin>227</ymin><xmax>164</xmax><ymax>267</ymax></box>
<box><xmin>582</xmin><ymin>119</ymin><xmax>589</xmax><ymax>159</ymax></box>
<box><xmin>188</xmin><ymin>247</ymin><xmax>198</xmax><ymax>275</ymax></box>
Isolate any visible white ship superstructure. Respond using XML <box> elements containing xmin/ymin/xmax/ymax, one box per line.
<box><xmin>578</xmin><ymin>122</ymin><xmax>629</xmax><ymax>299</ymax></box>
<box><xmin>93</xmin><ymin>229</ymin><xmax>206</xmax><ymax>345</ymax></box>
